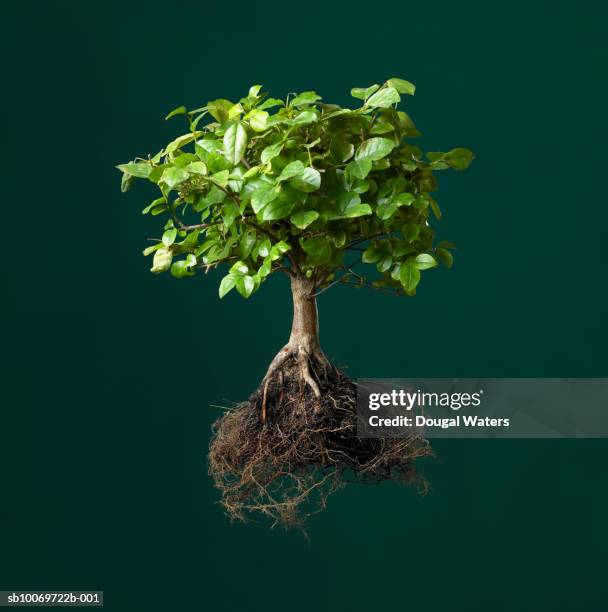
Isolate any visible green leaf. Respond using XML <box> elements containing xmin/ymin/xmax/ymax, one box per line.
<box><xmin>330</xmin><ymin>135</ymin><xmax>354</xmax><ymax>163</ymax></box>
<box><xmin>230</xmin><ymin>260</ymin><xmax>249</xmax><ymax>275</ymax></box>
<box><xmin>401</xmin><ymin>223</ymin><xmax>420</xmax><ymax>242</ymax></box>
<box><xmin>376</xmin><ymin>199</ymin><xmax>398</xmax><ymax>220</ymax></box>
<box><xmin>346</xmin><ymin>159</ymin><xmax>372</xmax><ymax>179</ymax></box>
<box><xmin>160</xmin><ymin>166</ymin><xmax>189</xmax><ymax>189</ymax></box>
<box><xmin>235</xmin><ymin>275</ymin><xmax>255</xmax><ymax>298</ymax></box>
<box><xmin>258</xmin><ymin>257</ymin><xmax>272</xmax><ymax>277</ymax></box>
<box><xmin>291</xmin><ymin>91</ymin><xmax>322</xmax><ymax>106</ymax></box>
<box><xmin>257</xmin><ymin>98</ymin><xmax>284</xmax><ymax>111</ymax></box>
<box><xmin>186</xmin><ymin>161</ymin><xmax>207</xmax><ymax>175</ymax></box>
<box><xmin>165</xmin><ymin>105</ymin><xmax>187</xmax><ymax>120</ymax></box>
<box><xmin>271</xmin><ymin>241</ymin><xmax>291</xmax><ymax>259</ymax></box>
<box><xmin>277</xmin><ymin>160</ymin><xmax>305</xmax><ymax>182</ymax></box>
<box><xmin>142</xmin><ymin>197</ymin><xmax>167</xmax><ymax>215</ymax></box>
<box><xmin>222</xmin><ymin>201</ymin><xmax>239</xmax><ymax>227</ymax></box>
<box><xmin>386</xmin><ymin>78</ymin><xmax>416</xmax><ymax>95</ymax></box>
<box><xmin>230</xmin><ymin>171</ymin><xmax>247</xmax><ymax>193</ymax></box>
<box><xmin>219</xmin><ymin>274</ymin><xmax>236</xmax><ymax>298</ymax></box>
<box><xmin>261</xmin><ymin>197</ymin><xmax>295</xmax><ymax>221</ymax></box>
<box><xmin>228</xmin><ymin>103</ymin><xmax>244</xmax><ymax>119</ymax></box>
<box><xmin>444</xmin><ymin>148</ymin><xmax>474</xmax><ymax>170</ymax></box>
<box><xmin>208</xmin><ymin>171</ymin><xmax>229</xmax><ymax>190</ymax></box>
<box><xmin>170</xmin><ymin>260</ymin><xmax>194</xmax><ymax>278</ymax></box>
<box><xmin>362</xmin><ymin>247</ymin><xmax>381</xmax><ymax>263</ymax></box>
<box><xmin>223</xmin><ymin>122</ymin><xmax>248</xmax><ymax>165</ymax></box>
<box><xmin>352</xmin><ymin>179</ymin><xmax>370</xmax><ymax>194</ymax></box>
<box><xmin>292</xmin><ymin>110</ymin><xmax>318</xmax><ymax>125</ymax></box>
<box><xmin>120</xmin><ymin>172</ymin><xmax>133</xmax><ymax>192</ymax></box>
<box><xmin>290</xmin><ymin>167</ymin><xmax>321</xmax><ymax>192</ymax></box>
<box><xmin>195</xmin><ymin>139</ymin><xmax>222</xmax><ymax>160</ymax></box>
<box><xmin>400</xmin><ymin>263</ymin><xmax>420</xmax><ymax>291</ymax></box>
<box><xmin>116</xmin><ymin>162</ymin><xmax>152</xmax><ymax>178</ymax></box>
<box><xmin>162</xmin><ymin>228</ymin><xmax>177</xmax><ymax>246</ymax></box>
<box><xmin>207</xmin><ymin>99</ymin><xmax>233</xmax><ymax>124</ymax></box>
<box><xmin>350</xmin><ymin>84</ymin><xmax>380</xmax><ymax>100</ymax></box>
<box><xmin>248</xmin><ymin>110</ymin><xmax>269</xmax><ymax>132</ymax></box>
<box><xmin>250</xmin><ymin>187</ymin><xmax>278</xmax><ymax>213</ymax></box>
<box><xmin>302</xmin><ymin>236</ymin><xmax>332</xmax><ymax>265</ymax></box>
<box><xmin>393</xmin><ymin>193</ymin><xmax>415</xmax><ymax>207</ymax></box>
<box><xmin>165</xmin><ymin>132</ymin><xmax>199</xmax><ymax>154</ymax></box>
<box><xmin>255</xmin><ymin>238</ymin><xmax>268</xmax><ymax>258</ymax></box>
<box><xmin>377</xmin><ymin>255</ymin><xmax>393</xmax><ymax>272</ymax></box>
<box><xmin>142</xmin><ymin>243</ymin><xmax>161</xmax><ymax>257</ymax></box>
<box><xmin>239</xmin><ymin>231</ymin><xmax>257</xmax><ymax>258</ymax></box>
<box><xmin>181</xmin><ymin>230</ymin><xmax>200</xmax><ymax>247</ymax></box>
<box><xmin>333</xmin><ymin>192</ymin><xmax>372</xmax><ymax>219</ymax></box>
<box><xmin>150</xmin><ymin>204</ymin><xmax>168</xmax><ymax>216</ymax></box>
<box><xmin>397</xmin><ymin>111</ymin><xmax>419</xmax><ymax>136</ymax></box>
<box><xmin>435</xmin><ymin>247</ymin><xmax>454</xmax><ymax>268</ymax></box>
<box><xmin>414</xmin><ymin>254</ymin><xmax>437</xmax><ymax>270</ymax></box>
<box><xmin>429</xmin><ymin>198</ymin><xmax>442</xmax><ymax>219</ymax></box>
<box><xmin>243</xmin><ymin>165</ymin><xmax>261</xmax><ymax>179</ymax></box>
<box><xmin>355</xmin><ymin>137</ymin><xmax>395</xmax><ymax>162</ymax></box>
<box><xmin>349</xmin><ymin>204</ymin><xmax>374</xmax><ymax>218</ymax></box>
<box><xmin>260</xmin><ymin>142</ymin><xmax>283</xmax><ymax>164</ymax></box>
<box><xmin>366</xmin><ymin>87</ymin><xmax>400</xmax><ymax>108</ymax></box>
<box><xmin>191</xmin><ymin>110</ymin><xmax>209</xmax><ymax>130</ymax></box>
<box><xmin>223</xmin><ymin>122</ymin><xmax>247</xmax><ymax>166</ymax></box>
<box><xmin>201</xmin><ymin>186</ymin><xmax>226</xmax><ymax>208</ymax></box>
<box><xmin>290</xmin><ymin>210</ymin><xmax>319</xmax><ymax>229</ymax></box>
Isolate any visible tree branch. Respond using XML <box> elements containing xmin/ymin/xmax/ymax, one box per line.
<box><xmin>340</xmin><ymin>279</ymin><xmax>402</xmax><ymax>296</ymax></box>
<box><xmin>345</xmin><ymin>230</ymin><xmax>398</xmax><ymax>250</ymax></box>
<box><xmin>310</xmin><ymin>257</ymin><xmax>362</xmax><ymax>297</ymax></box>
<box><xmin>197</xmin><ymin>255</ymin><xmax>238</xmax><ymax>272</ymax></box>
<box><xmin>276</xmin><ymin>265</ymin><xmax>296</xmax><ymax>278</ymax></box>
<box><xmin>178</xmin><ymin>219</ymin><xmax>222</xmax><ymax>232</ymax></box>
<box><xmin>310</xmin><ymin>276</ymin><xmax>345</xmax><ymax>298</ymax></box>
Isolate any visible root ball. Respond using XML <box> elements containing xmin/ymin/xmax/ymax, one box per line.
<box><xmin>208</xmin><ymin>356</ymin><xmax>430</xmax><ymax>529</ymax></box>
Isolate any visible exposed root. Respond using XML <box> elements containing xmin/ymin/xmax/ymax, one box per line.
<box><xmin>313</xmin><ymin>347</ymin><xmax>332</xmax><ymax>371</ymax></box>
<box><xmin>297</xmin><ymin>349</ymin><xmax>321</xmax><ymax>398</ymax></box>
<box><xmin>208</xmin><ymin>353</ymin><xmax>431</xmax><ymax>530</ymax></box>
<box><xmin>261</xmin><ymin>344</ymin><xmax>291</xmax><ymax>384</ymax></box>
<box><xmin>261</xmin><ymin>378</ymin><xmax>270</xmax><ymax>423</ymax></box>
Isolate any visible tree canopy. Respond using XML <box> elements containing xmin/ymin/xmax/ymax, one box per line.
<box><xmin>117</xmin><ymin>78</ymin><xmax>473</xmax><ymax>299</ymax></box>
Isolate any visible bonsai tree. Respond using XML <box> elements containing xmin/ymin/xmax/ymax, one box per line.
<box><xmin>118</xmin><ymin>78</ymin><xmax>473</xmax><ymax>528</ymax></box>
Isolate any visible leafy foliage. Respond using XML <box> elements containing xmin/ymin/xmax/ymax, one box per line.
<box><xmin>118</xmin><ymin>79</ymin><xmax>473</xmax><ymax>298</ymax></box>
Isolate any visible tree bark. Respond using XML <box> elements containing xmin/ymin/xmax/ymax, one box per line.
<box><xmin>288</xmin><ymin>275</ymin><xmax>320</xmax><ymax>351</ymax></box>
<box><xmin>261</xmin><ymin>275</ymin><xmax>329</xmax><ymax>399</ymax></box>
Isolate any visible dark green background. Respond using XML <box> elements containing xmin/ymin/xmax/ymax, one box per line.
<box><xmin>4</xmin><ymin>1</ymin><xmax>607</xmax><ymax>610</ymax></box>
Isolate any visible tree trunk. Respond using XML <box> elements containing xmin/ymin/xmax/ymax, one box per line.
<box><xmin>261</xmin><ymin>274</ymin><xmax>329</xmax><ymax>399</ymax></box>
<box><xmin>288</xmin><ymin>275</ymin><xmax>320</xmax><ymax>352</ymax></box>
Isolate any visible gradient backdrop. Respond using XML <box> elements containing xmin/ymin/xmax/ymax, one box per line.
<box><xmin>3</xmin><ymin>1</ymin><xmax>607</xmax><ymax>610</ymax></box>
